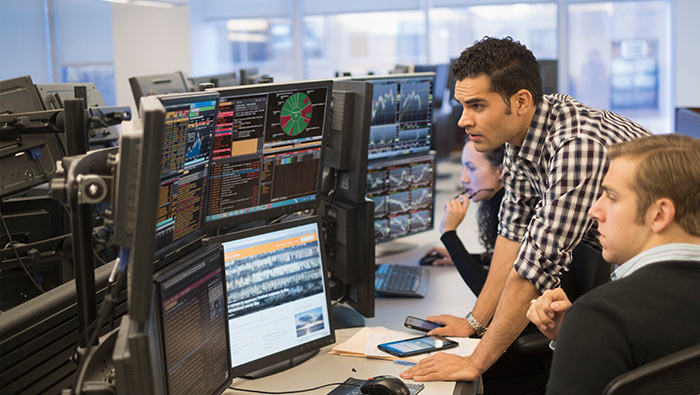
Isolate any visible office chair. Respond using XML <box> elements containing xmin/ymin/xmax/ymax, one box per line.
<box><xmin>485</xmin><ymin>243</ymin><xmax>612</xmax><ymax>395</ymax></box>
<box><xmin>510</xmin><ymin>242</ymin><xmax>612</xmax><ymax>355</ymax></box>
<box><xmin>601</xmin><ymin>342</ymin><xmax>700</xmax><ymax>395</ymax></box>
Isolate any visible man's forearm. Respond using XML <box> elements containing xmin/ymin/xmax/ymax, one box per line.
<box><xmin>470</xmin><ymin>268</ymin><xmax>540</xmax><ymax>373</ymax></box>
<box><xmin>470</xmin><ymin>236</ymin><xmax>520</xmax><ymax>325</ymax></box>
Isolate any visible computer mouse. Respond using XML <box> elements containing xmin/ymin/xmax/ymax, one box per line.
<box><xmin>360</xmin><ymin>375</ymin><xmax>410</xmax><ymax>395</ymax></box>
<box><xmin>418</xmin><ymin>251</ymin><xmax>445</xmax><ymax>266</ymax></box>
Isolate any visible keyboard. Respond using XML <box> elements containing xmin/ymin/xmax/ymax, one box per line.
<box><xmin>375</xmin><ymin>264</ymin><xmax>430</xmax><ymax>298</ymax></box>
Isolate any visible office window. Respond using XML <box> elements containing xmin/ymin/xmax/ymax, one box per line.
<box><xmin>0</xmin><ymin>1</ymin><xmax>52</xmax><ymax>82</ymax></box>
<box><xmin>55</xmin><ymin>0</ymin><xmax>116</xmax><ymax>105</ymax></box>
<box><xmin>427</xmin><ymin>3</ymin><xmax>558</xmax><ymax>64</ymax></box>
<box><xmin>303</xmin><ymin>11</ymin><xmax>426</xmax><ymax>79</ymax></box>
<box><xmin>191</xmin><ymin>17</ymin><xmax>295</xmax><ymax>82</ymax></box>
<box><xmin>568</xmin><ymin>1</ymin><xmax>672</xmax><ymax>133</ymax></box>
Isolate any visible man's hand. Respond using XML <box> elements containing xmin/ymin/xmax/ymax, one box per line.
<box><xmin>525</xmin><ymin>288</ymin><xmax>572</xmax><ymax>341</ymax></box>
<box><xmin>423</xmin><ymin>247</ymin><xmax>454</xmax><ymax>266</ymax></box>
<box><xmin>400</xmin><ymin>353</ymin><xmax>480</xmax><ymax>382</ymax></box>
<box><xmin>425</xmin><ymin>314</ymin><xmax>474</xmax><ymax>337</ymax></box>
<box><xmin>440</xmin><ymin>197</ymin><xmax>469</xmax><ymax>234</ymax></box>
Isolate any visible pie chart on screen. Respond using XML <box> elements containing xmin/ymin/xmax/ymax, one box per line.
<box><xmin>280</xmin><ymin>92</ymin><xmax>312</xmax><ymax>136</ymax></box>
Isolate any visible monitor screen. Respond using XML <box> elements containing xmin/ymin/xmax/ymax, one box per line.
<box><xmin>202</xmin><ymin>217</ymin><xmax>335</xmax><ymax>377</ymax></box>
<box><xmin>353</xmin><ymin>73</ymin><xmax>434</xmax><ymax>160</ymax></box>
<box><xmin>154</xmin><ymin>91</ymin><xmax>219</xmax><ymax>261</ymax></box>
<box><xmin>204</xmin><ymin>80</ymin><xmax>332</xmax><ymax>230</ymax></box>
<box><xmin>152</xmin><ymin>244</ymin><xmax>231</xmax><ymax>395</ymax></box>
<box><xmin>413</xmin><ymin>64</ymin><xmax>449</xmax><ymax>108</ymax></box>
<box><xmin>368</xmin><ymin>153</ymin><xmax>435</xmax><ymax>242</ymax></box>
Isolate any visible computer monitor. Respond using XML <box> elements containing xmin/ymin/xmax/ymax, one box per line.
<box><xmin>202</xmin><ymin>216</ymin><xmax>335</xmax><ymax>378</ymax></box>
<box><xmin>322</xmin><ymin>80</ymin><xmax>373</xmax><ymax>203</ymax></box>
<box><xmin>318</xmin><ymin>80</ymin><xmax>375</xmax><ymax>326</ymax></box>
<box><xmin>150</xmin><ymin>244</ymin><xmax>231</xmax><ymax>395</ymax></box>
<box><xmin>676</xmin><ymin>107</ymin><xmax>700</xmax><ymax>138</ymax></box>
<box><xmin>190</xmin><ymin>73</ymin><xmax>238</xmax><ymax>90</ymax></box>
<box><xmin>537</xmin><ymin>59</ymin><xmax>558</xmax><ymax>95</ymax></box>
<box><xmin>413</xmin><ymin>64</ymin><xmax>449</xmax><ymax>109</ymax></box>
<box><xmin>35</xmin><ymin>82</ymin><xmax>119</xmax><ymax>147</ymax></box>
<box><xmin>368</xmin><ymin>152</ymin><xmax>435</xmax><ymax>243</ymax></box>
<box><xmin>129</xmin><ymin>71</ymin><xmax>190</xmax><ymax>110</ymax></box>
<box><xmin>203</xmin><ymin>80</ymin><xmax>332</xmax><ymax>231</ymax></box>
<box><xmin>152</xmin><ymin>91</ymin><xmax>220</xmax><ymax>262</ymax></box>
<box><xmin>239</xmin><ymin>68</ymin><xmax>260</xmax><ymax>85</ymax></box>
<box><xmin>351</xmin><ymin>73</ymin><xmax>435</xmax><ymax>161</ymax></box>
<box><xmin>0</xmin><ymin>75</ymin><xmax>64</xmax><ymax>198</ymax></box>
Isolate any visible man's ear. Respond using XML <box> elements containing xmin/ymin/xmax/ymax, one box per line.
<box><xmin>513</xmin><ymin>89</ymin><xmax>533</xmax><ymax>115</ymax></box>
<box><xmin>649</xmin><ymin>198</ymin><xmax>676</xmax><ymax>233</ymax></box>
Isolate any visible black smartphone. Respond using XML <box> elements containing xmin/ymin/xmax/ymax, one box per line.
<box><xmin>377</xmin><ymin>335</ymin><xmax>459</xmax><ymax>358</ymax></box>
<box><xmin>404</xmin><ymin>316</ymin><xmax>443</xmax><ymax>333</ymax></box>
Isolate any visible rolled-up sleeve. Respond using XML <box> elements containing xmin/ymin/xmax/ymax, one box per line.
<box><xmin>513</xmin><ymin>138</ymin><xmax>609</xmax><ymax>293</ymax></box>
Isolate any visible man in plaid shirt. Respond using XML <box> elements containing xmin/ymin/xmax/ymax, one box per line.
<box><xmin>401</xmin><ymin>37</ymin><xmax>651</xmax><ymax>386</ymax></box>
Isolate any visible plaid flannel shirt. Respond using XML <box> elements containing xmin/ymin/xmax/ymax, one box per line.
<box><xmin>499</xmin><ymin>94</ymin><xmax>652</xmax><ymax>293</ymax></box>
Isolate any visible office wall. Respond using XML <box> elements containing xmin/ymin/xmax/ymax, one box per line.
<box><xmin>676</xmin><ymin>0</ymin><xmax>700</xmax><ymax>107</ymax></box>
<box><xmin>111</xmin><ymin>4</ymin><xmax>191</xmax><ymax>113</ymax></box>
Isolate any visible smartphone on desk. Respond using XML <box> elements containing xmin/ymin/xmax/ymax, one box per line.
<box><xmin>378</xmin><ymin>335</ymin><xmax>458</xmax><ymax>358</ymax></box>
<box><xmin>404</xmin><ymin>316</ymin><xmax>443</xmax><ymax>333</ymax></box>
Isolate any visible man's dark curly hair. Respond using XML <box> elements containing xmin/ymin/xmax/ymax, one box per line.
<box><xmin>452</xmin><ymin>36</ymin><xmax>543</xmax><ymax>109</ymax></box>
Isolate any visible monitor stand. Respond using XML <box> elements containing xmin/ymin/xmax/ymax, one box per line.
<box><xmin>332</xmin><ymin>304</ymin><xmax>365</xmax><ymax>329</ymax></box>
<box><xmin>240</xmin><ymin>349</ymin><xmax>319</xmax><ymax>379</ymax></box>
<box><xmin>375</xmin><ymin>241</ymin><xmax>417</xmax><ymax>257</ymax></box>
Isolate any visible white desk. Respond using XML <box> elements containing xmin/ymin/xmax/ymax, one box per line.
<box><xmin>224</xmin><ymin>159</ymin><xmax>481</xmax><ymax>394</ymax></box>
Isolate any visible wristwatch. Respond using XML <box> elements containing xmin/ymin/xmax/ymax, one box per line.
<box><xmin>465</xmin><ymin>312</ymin><xmax>487</xmax><ymax>337</ymax></box>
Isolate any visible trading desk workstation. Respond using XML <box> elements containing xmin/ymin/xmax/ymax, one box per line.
<box><xmin>0</xmin><ymin>71</ymin><xmax>480</xmax><ymax>395</ymax></box>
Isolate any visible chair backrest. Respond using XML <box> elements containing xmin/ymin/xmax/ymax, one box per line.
<box><xmin>559</xmin><ymin>241</ymin><xmax>611</xmax><ymax>302</ymax></box>
<box><xmin>602</xmin><ymin>342</ymin><xmax>700</xmax><ymax>395</ymax></box>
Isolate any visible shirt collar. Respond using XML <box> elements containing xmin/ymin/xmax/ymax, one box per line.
<box><xmin>506</xmin><ymin>94</ymin><xmax>555</xmax><ymax>163</ymax></box>
<box><xmin>611</xmin><ymin>243</ymin><xmax>700</xmax><ymax>281</ymax></box>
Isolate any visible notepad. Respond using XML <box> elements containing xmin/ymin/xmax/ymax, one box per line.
<box><xmin>329</xmin><ymin>326</ymin><xmax>479</xmax><ymax>363</ymax></box>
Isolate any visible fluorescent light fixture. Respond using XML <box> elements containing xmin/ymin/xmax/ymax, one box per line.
<box><xmin>227</xmin><ymin>19</ymin><xmax>269</xmax><ymax>32</ymax></box>
<box><xmin>132</xmin><ymin>0</ymin><xmax>177</xmax><ymax>8</ymax></box>
<box><xmin>100</xmin><ymin>0</ymin><xmax>130</xmax><ymax>4</ymax></box>
<box><xmin>227</xmin><ymin>32</ymin><xmax>267</xmax><ymax>43</ymax></box>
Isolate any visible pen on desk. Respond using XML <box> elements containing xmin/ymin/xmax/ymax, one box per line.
<box><xmin>393</xmin><ymin>360</ymin><xmax>416</xmax><ymax>366</ymax></box>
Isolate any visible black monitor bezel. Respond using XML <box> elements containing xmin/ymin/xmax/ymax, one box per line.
<box><xmin>367</xmin><ymin>151</ymin><xmax>437</xmax><ymax>243</ymax></box>
<box><xmin>152</xmin><ymin>91</ymin><xmax>221</xmax><ymax>264</ymax></box>
<box><xmin>152</xmin><ymin>244</ymin><xmax>232</xmax><ymax>395</ymax></box>
<box><xmin>349</xmin><ymin>72</ymin><xmax>436</xmax><ymax>161</ymax></box>
<box><xmin>129</xmin><ymin>71</ymin><xmax>190</xmax><ymax>111</ymax></box>
<box><xmin>201</xmin><ymin>215</ymin><xmax>336</xmax><ymax>378</ymax></box>
<box><xmin>202</xmin><ymin>80</ymin><xmax>333</xmax><ymax>233</ymax></box>
<box><xmin>0</xmin><ymin>75</ymin><xmax>64</xmax><ymax>198</ymax></box>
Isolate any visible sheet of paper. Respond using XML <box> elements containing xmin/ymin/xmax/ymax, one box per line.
<box><xmin>329</xmin><ymin>326</ymin><xmax>480</xmax><ymax>363</ymax></box>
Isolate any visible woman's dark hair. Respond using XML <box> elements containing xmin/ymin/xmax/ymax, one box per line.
<box><xmin>475</xmin><ymin>144</ymin><xmax>506</xmax><ymax>258</ymax></box>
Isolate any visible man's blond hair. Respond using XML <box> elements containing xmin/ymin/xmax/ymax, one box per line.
<box><xmin>608</xmin><ymin>134</ymin><xmax>700</xmax><ymax>236</ymax></box>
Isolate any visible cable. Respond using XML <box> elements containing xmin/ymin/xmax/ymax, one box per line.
<box><xmin>228</xmin><ymin>382</ymin><xmax>359</xmax><ymax>394</ymax></box>
<box><xmin>72</xmin><ymin>248</ymin><xmax>128</xmax><ymax>395</ymax></box>
<box><xmin>0</xmin><ymin>205</ymin><xmax>46</xmax><ymax>293</ymax></box>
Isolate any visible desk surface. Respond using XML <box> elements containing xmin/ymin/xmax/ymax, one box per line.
<box><xmin>224</xmin><ymin>159</ymin><xmax>481</xmax><ymax>395</ymax></box>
